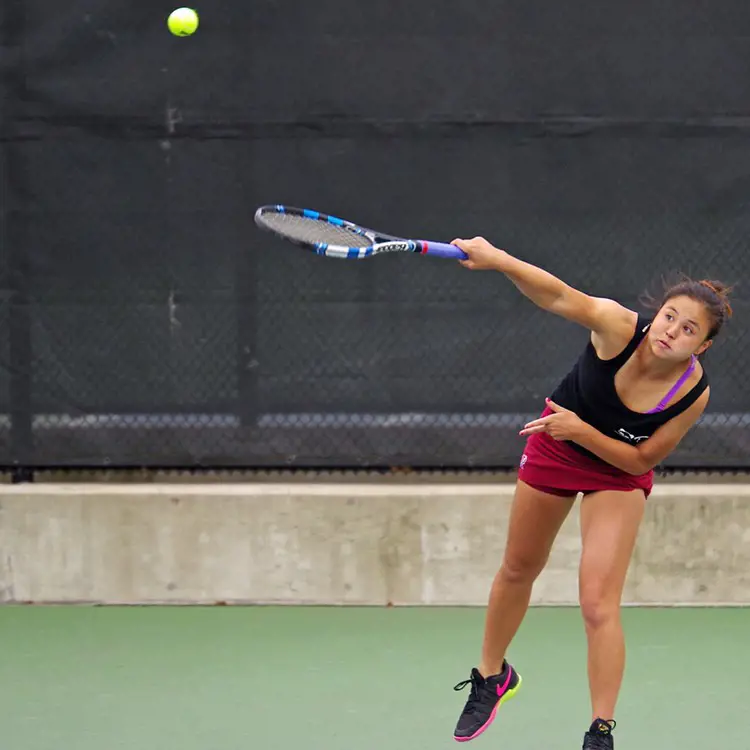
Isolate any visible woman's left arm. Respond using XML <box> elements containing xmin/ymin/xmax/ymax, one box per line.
<box><xmin>520</xmin><ymin>390</ymin><xmax>710</xmax><ymax>475</ymax></box>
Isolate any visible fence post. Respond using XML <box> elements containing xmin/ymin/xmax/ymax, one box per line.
<box><xmin>3</xmin><ymin>0</ymin><xmax>34</xmax><ymax>479</ymax></box>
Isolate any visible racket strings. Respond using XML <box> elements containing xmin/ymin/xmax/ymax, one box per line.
<box><xmin>258</xmin><ymin>213</ymin><xmax>372</xmax><ymax>248</ymax></box>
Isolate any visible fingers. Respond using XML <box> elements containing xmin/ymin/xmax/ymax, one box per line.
<box><xmin>519</xmin><ymin>425</ymin><xmax>545</xmax><ymax>436</ymax></box>
<box><xmin>451</xmin><ymin>238</ymin><xmax>472</xmax><ymax>252</ymax></box>
<box><xmin>453</xmin><ymin>236</ymin><xmax>501</xmax><ymax>271</ymax></box>
<box><xmin>451</xmin><ymin>236</ymin><xmax>487</xmax><ymax>251</ymax></box>
<box><xmin>520</xmin><ymin>412</ymin><xmax>561</xmax><ymax>438</ymax></box>
<box><xmin>519</xmin><ymin>424</ymin><xmax>568</xmax><ymax>440</ymax></box>
<box><xmin>518</xmin><ymin>419</ymin><xmax>549</xmax><ymax>437</ymax></box>
<box><xmin>454</xmin><ymin>240</ymin><xmax>472</xmax><ymax>269</ymax></box>
<box><xmin>545</xmin><ymin>398</ymin><xmax>566</xmax><ymax>412</ymax></box>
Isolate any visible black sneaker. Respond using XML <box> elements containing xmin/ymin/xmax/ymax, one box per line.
<box><xmin>452</xmin><ymin>662</ymin><xmax>522</xmax><ymax>742</ymax></box>
<box><xmin>582</xmin><ymin>718</ymin><xmax>616</xmax><ymax>749</ymax></box>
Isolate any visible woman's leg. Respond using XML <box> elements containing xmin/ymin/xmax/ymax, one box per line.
<box><xmin>479</xmin><ymin>480</ymin><xmax>576</xmax><ymax>676</ymax></box>
<box><xmin>454</xmin><ymin>480</ymin><xmax>576</xmax><ymax>742</ymax></box>
<box><xmin>578</xmin><ymin>489</ymin><xmax>646</xmax><ymax>722</ymax></box>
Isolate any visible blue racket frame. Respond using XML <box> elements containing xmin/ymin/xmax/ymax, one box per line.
<box><xmin>254</xmin><ymin>205</ymin><xmax>468</xmax><ymax>260</ymax></box>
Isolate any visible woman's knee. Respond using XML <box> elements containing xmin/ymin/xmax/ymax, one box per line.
<box><xmin>498</xmin><ymin>552</ymin><xmax>548</xmax><ymax>585</ymax></box>
<box><xmin>579</xmin><ymin>585</ymin><xmax>622</xmax><ymax>631</ymax></box>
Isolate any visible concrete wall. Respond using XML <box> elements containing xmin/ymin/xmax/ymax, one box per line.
<box><xmin>0</xmin><ymin>483</ymin><xmax>748</xmax><ymax>605</ymax></box>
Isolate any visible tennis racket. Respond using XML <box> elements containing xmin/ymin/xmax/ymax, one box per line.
<box><xmin>254</xmin><ymin>205</ymin><xmax>468</xmax><ymax>260</ymax></box>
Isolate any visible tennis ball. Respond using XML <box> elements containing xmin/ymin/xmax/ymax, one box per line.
<box><xmin>167</xmin><ymin>7</ymin><xmax>199</xmax><ymax>36</ymax></box>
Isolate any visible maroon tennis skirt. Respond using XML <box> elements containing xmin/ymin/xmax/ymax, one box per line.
<box><xmin>517</xmin><ymin>407</ymin><xmax>654</xmax><ymax>498</ymax></box>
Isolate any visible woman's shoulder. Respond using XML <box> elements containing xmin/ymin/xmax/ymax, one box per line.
<box><xmin>589</xmin><ymin>307</ymin><xmax>643</xmax><ymax>361</ymax></box>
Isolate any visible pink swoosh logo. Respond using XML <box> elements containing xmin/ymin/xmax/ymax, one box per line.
<box><xmin>495</xmin><ymin>669</ymin><xmax>512</xmax><ymax>697</ymax></box>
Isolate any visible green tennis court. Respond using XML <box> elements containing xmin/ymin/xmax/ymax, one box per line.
<box><xmin>2</xmin><ymin>605</ymin><xmax>746</xmax><ymax>749</ymax></box>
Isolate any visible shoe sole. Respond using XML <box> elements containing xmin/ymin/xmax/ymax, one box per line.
<box><xmin>453</xmin><ymin>674</ymin><xmax>523</xmax><ymax>743</ymax></box>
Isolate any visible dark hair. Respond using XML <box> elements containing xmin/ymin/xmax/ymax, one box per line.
<box><xmin>647</xmin><ymin>275</ymin><xmax>733</xmax><ymax>340</ymax></box>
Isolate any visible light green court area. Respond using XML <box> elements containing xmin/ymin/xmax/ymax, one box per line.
<box><xmin>1</xmin><ymin>606</ymin><xmax>746</xmax><ymax>749</ymax></box>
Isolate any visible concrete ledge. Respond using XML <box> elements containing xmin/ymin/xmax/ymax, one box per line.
<box><xmin>1</xmin><ymin>483</ymin><xmax>748</xmax><ymax>606</ymax></box>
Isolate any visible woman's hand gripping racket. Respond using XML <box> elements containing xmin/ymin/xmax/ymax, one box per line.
<box><xmin>254</xmin><ymin>205</ymin><xmax>468</xmax><ymax>260</ymax></box>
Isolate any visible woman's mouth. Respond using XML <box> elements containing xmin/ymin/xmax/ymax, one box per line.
<box><xmin>656</xmin><ymin>340</ymin><xmax>671</xmax><ymax>350</ymax></box>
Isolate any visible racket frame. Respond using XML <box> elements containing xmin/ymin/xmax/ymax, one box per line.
<box><xmin>254</xmin><ymin>205</ymin><xmax>467</xmax><ymax>260</ymax></box>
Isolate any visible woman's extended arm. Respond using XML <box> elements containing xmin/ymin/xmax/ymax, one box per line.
<box><xmin>452</xmin><ymin>236</ymin><xmax>636</xmax><ymax>336</ymax></box>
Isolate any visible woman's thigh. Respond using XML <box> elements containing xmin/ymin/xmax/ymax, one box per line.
<box><xmin>501</xmin><ymin>480</ymin><xmax>577</xmax><ymax>576</ymax></box>
<box><xmin>578</xmin><ymin>488</ymin><xmax>647</xmax><ymax>604</ymax></box>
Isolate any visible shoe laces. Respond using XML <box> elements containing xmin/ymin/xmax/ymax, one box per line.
<box><xmin>584</xmin><ymin>719</ymin><xmax>616</xmax><ymax>749</ymax></box>
<box><xmin>453</xmin><ymin>668</ymin><xmax>492</xmax><ymax>714</ymax></box>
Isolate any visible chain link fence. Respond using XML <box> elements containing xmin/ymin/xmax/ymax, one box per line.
<box><xmin>1</xmin><ymin>0</ymin><xmax>748</xmax><ymax>471</ymax></box>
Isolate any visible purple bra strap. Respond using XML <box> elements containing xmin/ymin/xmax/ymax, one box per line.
<box><xmin>647</xmin><ymin>355</ymin><xmax>697</xmax><ymax>414</ymax></box>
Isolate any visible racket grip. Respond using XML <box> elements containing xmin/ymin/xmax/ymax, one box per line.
<box><xmin>420</xmin><ymin>241</ymin><xmax>468</xmax><ymax>260</ymax></box>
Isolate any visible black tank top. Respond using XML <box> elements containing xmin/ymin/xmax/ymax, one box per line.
<box><xmin>549</xmin><ymin>314</ymin><xmax>709</xmax><ymax>461</ymax></box>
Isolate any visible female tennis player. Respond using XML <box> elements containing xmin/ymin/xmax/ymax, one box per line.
<box><xmin>448</xmin><ymin>236</ymin><xmax>732</xmax><ymax>749</ymax></box>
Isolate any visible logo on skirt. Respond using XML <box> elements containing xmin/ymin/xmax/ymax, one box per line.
<box><xmin>519</xmin><ymin>454</ymin><xmax>528</xmax><ymax>469</ymax></box>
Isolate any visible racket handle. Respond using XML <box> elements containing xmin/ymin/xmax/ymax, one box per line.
<box><xmin>419</xmin><ymin>241</ymin><xmax>468</xmax><ymax>260</ymax></box>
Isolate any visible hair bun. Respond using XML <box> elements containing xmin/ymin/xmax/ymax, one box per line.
<box><xmin>699</xmin><ymin>280</ymin><xmax>733</xmax><ymax>317</ymax></box>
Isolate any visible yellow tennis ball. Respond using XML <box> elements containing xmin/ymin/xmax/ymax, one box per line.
<box><xmin>168</xmin><ymin>7</ymin><xmax>199</xmax><ymax>36</ymax></box>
